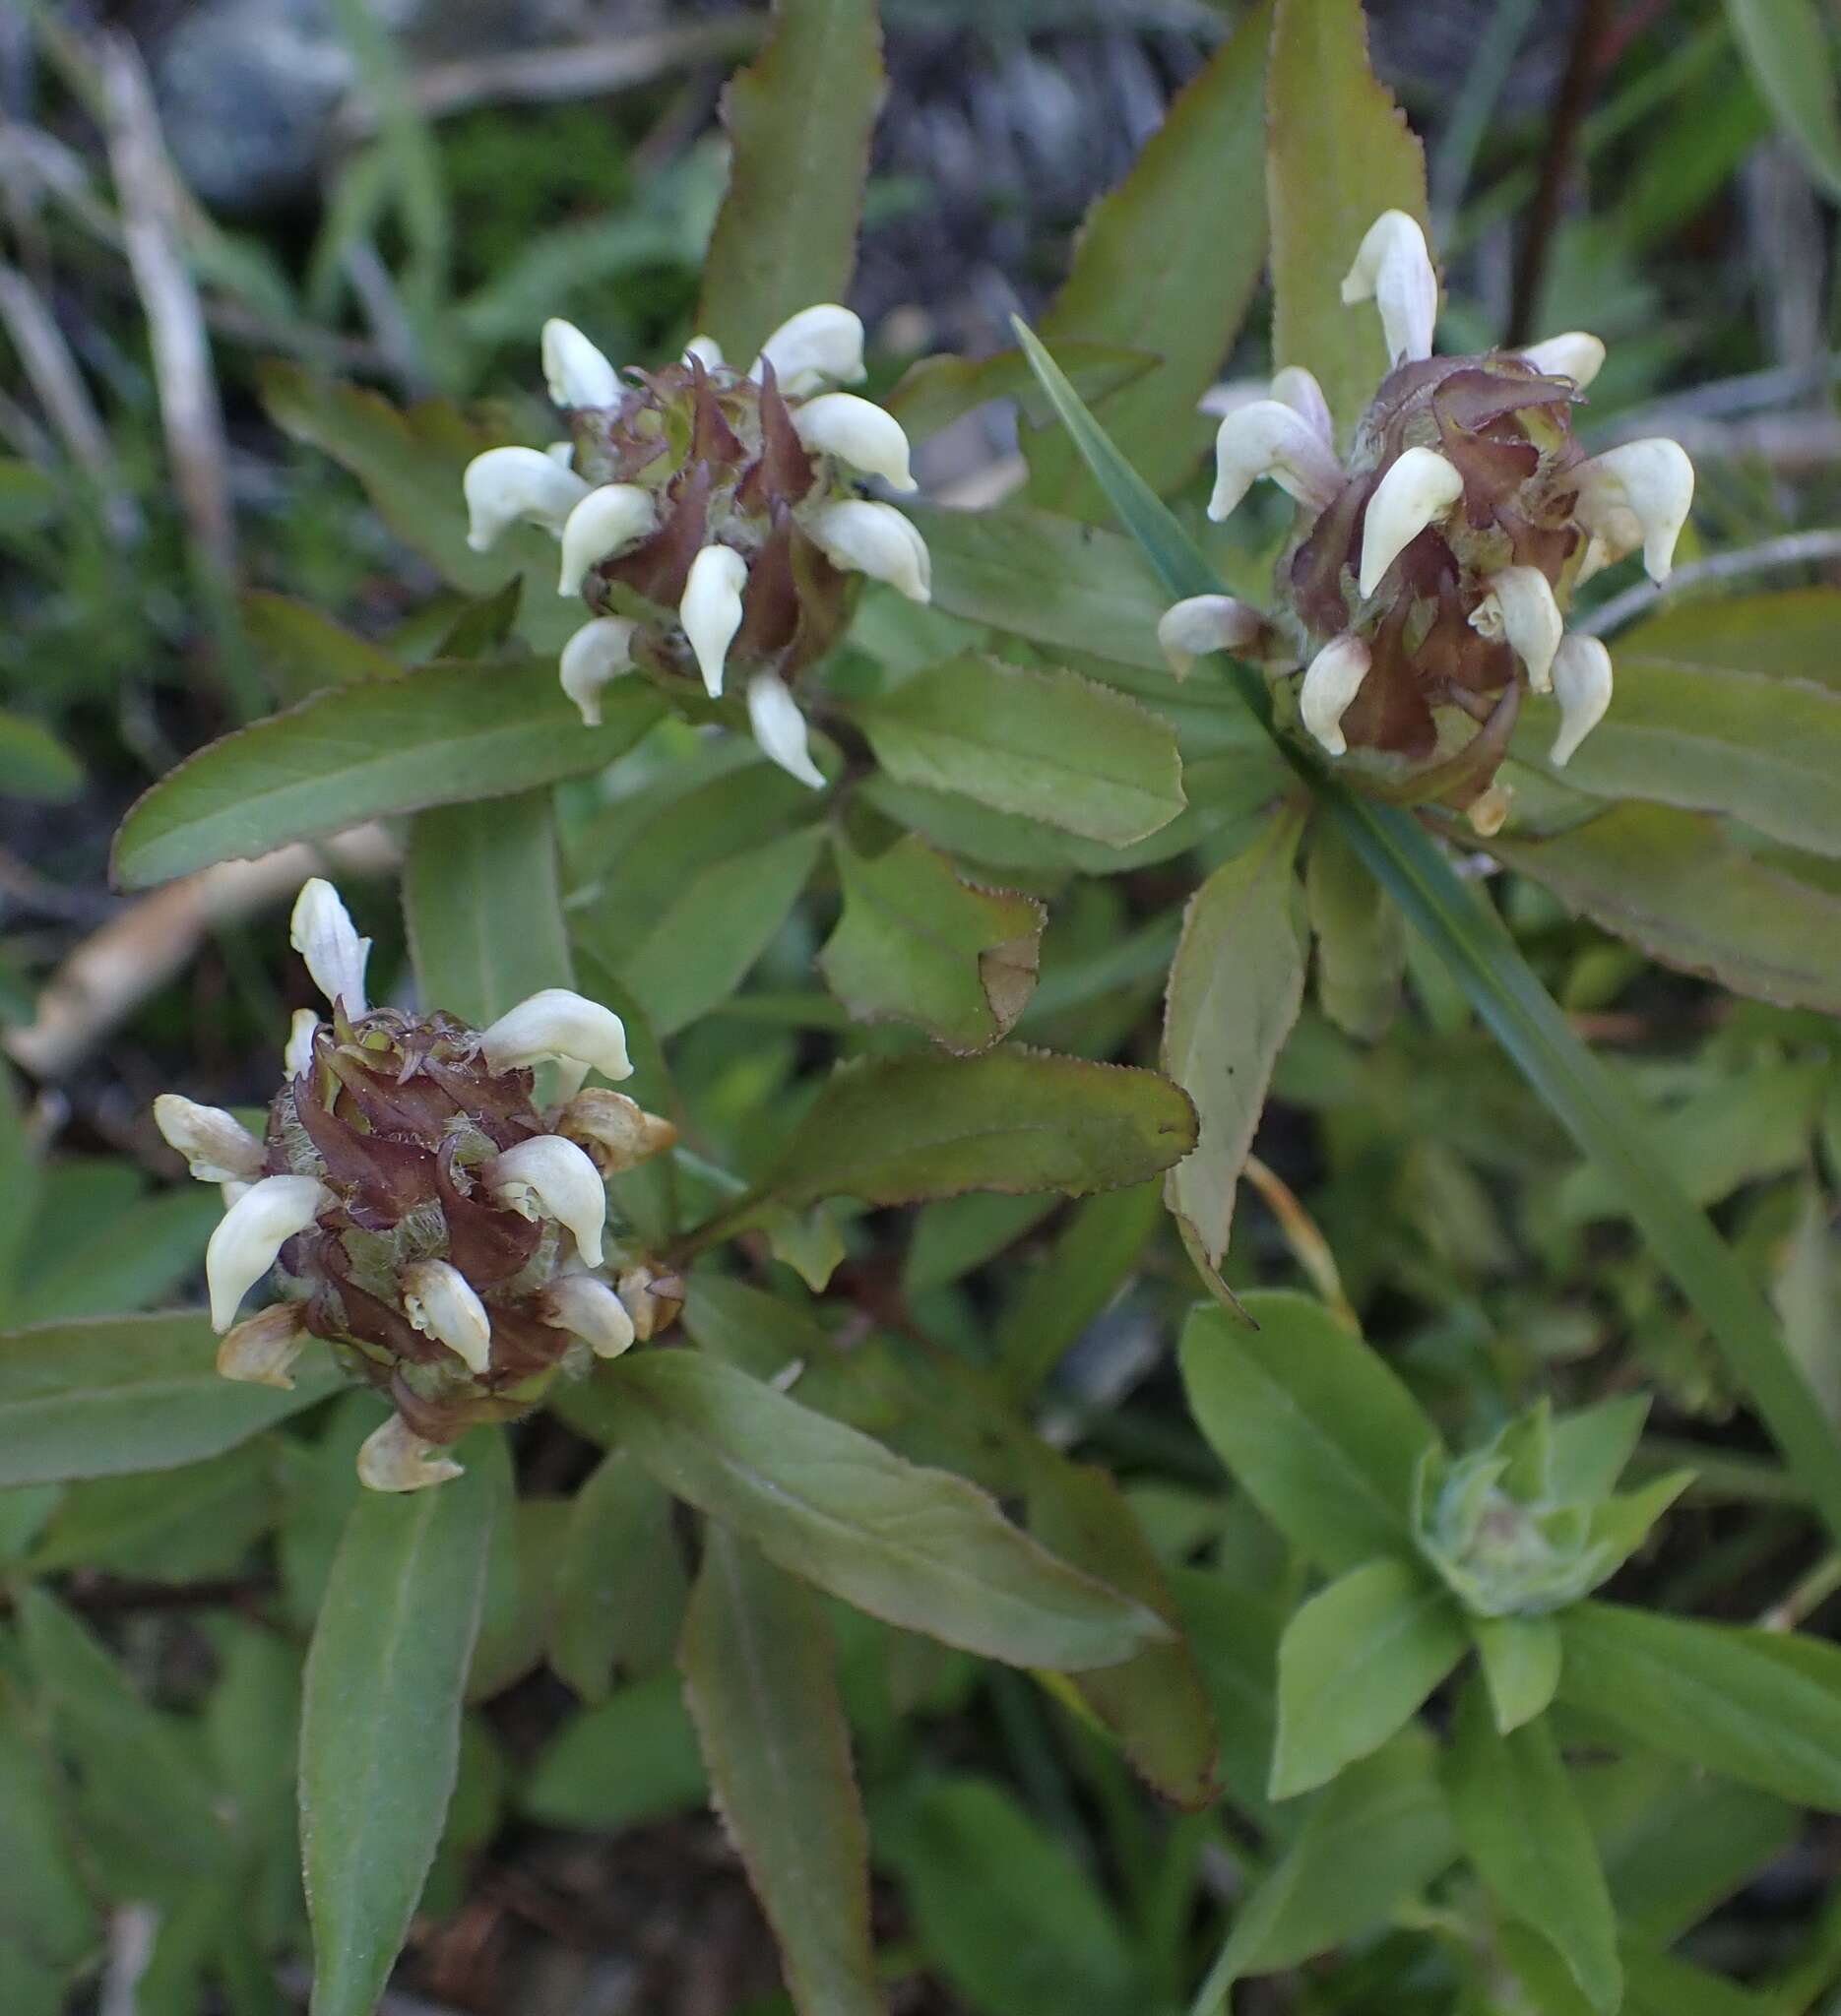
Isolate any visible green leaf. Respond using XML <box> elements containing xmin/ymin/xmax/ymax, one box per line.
<box><xmin>1025</xmin><ymin>0</ymin><xmax>1271</xmax><ymax>512</ymax></box>
<box><xmin>0</xmin><ymin>713</ymin><xmax>81</xmax><ymax>803</ymax></box>
<box><xmin>605</xmin><ymin>1350</ymin><xmax>1168</xmax><ymax>1670</ymax></box>
<box><xmin>1194</xmin><ymin>1732</ymin><xmax>1457</xmax><ymax>1999</ymax></box>
<box><xmin>1548</xmin><ymin>1394</ymin><xmax>1651</xmax><ymax>1501</ymax></box>
<box><xmin>1267</xmin><ymin>0</ymin><xmax>1430</xmax><ymax>436</ymax></box>
<box><xmin>696</xmin><ymin>0</ymin><xmax>885</xmax><ymax>361</ymax></box>
<box><xmin>854</xmin><ymin>654</ymin><xmax>1184</xmax><ymax>847</ymax></box>
<box><xmin>1270</xmin><ymin>1555</ymin><xmax>1465</xmax><ymax>1797</ymax></box>
<box><xmin>0</xmin><ymin>1679</ymin><xmax>101</xmax><ymax>1976</ymax></box>
<box><xmin>876</xmin><ymin>1777</ymin><xmax>1140</xmax><ymax>2016</ymax></box>
<box><xmin>1025</xmin><ymin>1449</ymin><xmax>1218</xmax><ymax>1806</ymax></box>
<box><xmin>1471</xmin><ymin>1612</ymin><xmax>1562</xmax><ymax>1733</ymax></box>
<box><xmin>299</xmin><ymin>1440</ymin><xmax>496</xmax><ymax>2016</ymax></box>
<box><xmin>1179</xmin><ymin>1292</ymin><xmax>1441</xmax><ymax>1574</ymax></box>
<box><xmin>1622</xmin><ymin>1945</ymin><xmax>1781</xmax><ymax>2016</ymax></box>
<box><xmin>820</xmin><ymin>830</ymin><xmax>1044</xmax><ymax>1052</ymax></box>
<box><xmin>20</xmin><ymin>1589</ymin><xmax>232</xmax><ymax>1886</ymax></box>
<box><xmin>1172</xmin><ymin>1570</ymin><xmax>1284</xmax><ymax>1820</ymax></box>
<box><xmin>1725</xmin><ymin>0</ymin><xmax>1841</xmax><ymax>200</ymax></box>
<box><xmin>404</xmin><ymin>788</ymin><xmax>573</xmax><ymax>1026</ymax></box>
<box><xmin>549</xmin><ymin>1451</ymin><xmax>687</xmax><ymax>1702</ymax></box>
<box><xmin>259</xmin><ymin>365</ymin><xmax>558</xmax><ymax>616</ymax></box>
<box><xmin>1447</xmin><ymin>1679</ymin><xmax>1621</xmax><ymax>2012</ymax></box>
<box><xmin>1305</xmin><ymin>817</ymin><xmax>1404</xmax><ymax>1039</ymax></box>
<box><xmin>32</xmin><ymin>1443</ymin><xmax>275</xmax><ymax>1583</ymax></box>
<box><xmin>243</xmin><ymin>591</ymin><xmax>398</xmax><ymax>705</ymax></box>
<box><xmin>0</xmin><ymin>1065</ymin><xmax>35</xmax><ymax>1308</ymax></box>
<box><xmin>1485</xmin><ymin>802</ymin><xmax>1841</xmax><ymax>1015</ymax></box>
<box><xmin>619</xmin><ymin>826</ymin><xmax>824</xmax><ymax>1039</ymax></box>
<box><xmin>998</xmin><ymin>1183</ymin><xmax>1164</xmax><ymax>1397</ymax></box>
<box><xmin>518</xmin><ymin>1671</ymin><xmax>708</xmax><ymax>1831</ymax></box>
<box><xmin>680</xmin><ymin>1528</ymin><xmax>882</xmax><ymax>2016</ymax></box>
<box><xmin>1515</xmin><ymin>597</ymin><xmax>1841</xmax><ymax>859</ymax></box>
<box><xmin>10</xmin><ymin>1188</ymin><xmax>222</xmax><ymax>1326</ymax></box>
<box><xmin>0</xmin><ymin>1313</ymin><xmax>338</xmax><ymax>1487</ymax></box>
<box><xmin>886</xmin><ymin>343</ymin><xmax>1154</xmax><ymax>445</ymax></box>
<box><xmin>1163</xmin><ymin>809</ymin><xmax>1308</xmax><ymax>1273</ymax></box>
<box><xmin>909</xmin><ymin>500</ymin><xmax>1170</xmax><ymax>672</ymax></box>
<box><xmin>1558</xmin><ymin>1601</ymin><xmax>1841</xmax><ymax>1810</ymax></box>
<box><xmin>757</xmin><ymin>1045</ymin><xmax>1199</xmax><ymax>1211</ymax></box>
<box><xmin>114</xmin><ymin>662</ymin><xmax>662</xmax><ymax>890</ymax></box>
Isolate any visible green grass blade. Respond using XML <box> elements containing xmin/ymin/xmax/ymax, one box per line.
<box><xmin>1012</xmin><ymin>318</ymin><xmax>1841</xmax><ymax>1546</ymax></box>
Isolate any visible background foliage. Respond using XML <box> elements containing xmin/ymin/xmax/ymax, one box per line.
<box><xmin>5</xmin><ymin>0</ymin><xmax>1841</xmax><ymax>2011</ymax></box>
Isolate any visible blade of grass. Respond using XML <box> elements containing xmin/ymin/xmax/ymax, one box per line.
<box><xmin>1012</xmin><ymin>317</ymin><xmax>1841</xmax><ymax>1548</ymax></box>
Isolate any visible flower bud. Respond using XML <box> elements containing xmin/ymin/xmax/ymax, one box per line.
<box><xmin>555</xmin><ymin>1088</ymin><xmax>677</xmax><ymax>1173</ymax></box>
<box><xmin>616</xmin><ymin>1263</ymin><xmax>685</xmax><ymax>1343</ymax></box>
<box><xmin>357</xmin><ymin>1415</ymin><xmax>466</xmax><ymax>1493</ymax></box>
<box><xmin>154</xmin><ymin>1094</ymin><xmax>266</xmax><ymax>1184</ymax></box>
<box><xmin>217</xmin><ymin>1302</ymin><xmax>309</xmax><ymax>1389</ymax></box>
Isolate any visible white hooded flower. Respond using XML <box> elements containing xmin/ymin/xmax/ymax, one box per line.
<box><xmin>1208</xmin><ymin>400</ymin><xmax>1344</xmax><ymax>522</ymax></box>
<box><xmin>558</xmin><ymin>616</ymin><xmax>638</xmax><ymax>727</ymax></box>
<box><xmin>482</xmin><ymin>1134</ymin><xmax>607</xmax><ymax>1267</ymax></box>
<box><xmin>1359</xmin><ymin>446</ymin><xmax>1465</xmax><ymax>596</ymax></box>
<box><xmin>1550</xmin><ymin>635</ymin><xmax>1615</xmax><ymax>766</ymax></box>
<box><xmin>463</xmin><ymin>447</ymin><xmax>590</xmax><ymax>552</ymax></box>
<box><xmin>680</xmin><ymin>544</ymin><xmax>749</xmax><ymax>698</ymax></box>
<box><xmin>750</xmin><ymin>303</ymin><xmax>867</xmax><ymax>397</ymax></box>
<box><xmin>284</xmin><ymin>1009</ymin><xmax>320</xmax><ymax>1079</ymax></box>
<box><xmin>153</xmin><ymin>1095</ymin><xmax>266</xmax><ymax>1185</ymax></box>
<box><xmin>541</xmin><ymin>318</ymin><xmax>620</xmax><ymax>410</ymax></box>
<box><xmin>478</xmin><ymin>988</ymin><xmax>632</xmax><ymax>1083</ymax></box>
<box><xmin>1468</xmin><ymin>565</ymin><xmax>1564</xmax><ymax>693</ymax></box>
<box><xmin>558</xmin><ymin>484</ymin><xmax>655</xmax><ymax>597</ymax></box>
<box><xmin>746</xmin><ymin>672</ymin><xmax>826</xmax><ymax>788</ymax></box>
<box><xmin>289</xmin><ymin>879</ymin><xmax>369</xmax><ymax>1015</ymax></box>
<box><xmin>1299</xmin><ymin>634</ymin><xmax>1373</xmax><ymax>758</ymax></box>
<box><xmin>401</xmin><ymin>1259</ymin><xmax>492</xmax><ymax>1376</ymax></box>
<box><xmin>807</xmin><ymin>499</ymin><xmax>931</xmax><ymax>602</ymax></box>
<box><xmin>792</xmin><ymin>393</ymin><xmax>918</xmax><ymax>491</ymax></box>
<box><xmin>1520</xmin><ymin>333</ymin><xmax>1605</xmax><ymax>390</ymax></box>
<box><xmin>1574</xmin><ymin>440</ymin><xmax>1694</xmax><ymax>584</ymax></box>
<box><xmin>206</xmin><ymin>1173</ymin><xmax>331</xmax><ymax>1334</ymax></box>
<box><xmin>1340</xmin><ymin>210</ymin><xmax>1438</xmax><ymax>365</ymax></box>
<box><xmin>1157</xmin><ymin>596</ymin><xmax>1264</xmax><ymax>679</ymax></box>
<box><xmin>540</xmin><ymin>1272</ymin><xmax>636</xmax><ymax>1358</ymax></box>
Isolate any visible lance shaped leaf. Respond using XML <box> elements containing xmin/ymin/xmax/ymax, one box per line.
<box><xmin>0</xmin><ymin>1313</ymin><xmax>338</xmax><ymax>1487</ymax></box>
<box><xmin>1268</xmin><ymin>0</ymin><xmax>1431</xmax><ymax>436</ymax></box>
<box><xmin>299</xmin><ymin>1438</ymin><xmax>496</xmax><ymax>2016</ymax></box>
<box><xmin>1163</xmin><ymin>808</ymin><xmax>1308</xmax><ymax>1273</ymax></box>
<box><xmin>1447</xmin><ymin>1678</ymin><xmax>1622</xmax><ymax>2013</ymax></box>
<box><xmin>697</xmin><ymin>0</ymin><xmax>885</xmax><ymax>360</ymax></box>
<box><xmin>605</xmin><ymin>1350</ymin><xmax>1168</xmax><ymax>1670</ymax></box>
<box><xmin>757</xmin><ymin>1045</ymin><xmax>1198</xmax><ymax>1210</ymax></box>
<box><xmin>1026</xmin><ymin>0</ymin><xmax>1272</xmax><ymax>512</ymax></box>
<box><xmin>853</xmin><ymin>654</ymin><xmax>1185</xmax><ymax>848</ymax></box>
<box><xmin>681</xmin><ymin>1528</ymin><xmax>883</xmax><ymax>2016</ymax></box>
<box><xmin>819</xmin><ymin>830</ymin><xmax>1045</xmax><ymax>1052</ymax></box>
<box><xmin>114</xmin><ymin>663</ymin><xmax>662</xmax><ymax>889</ymax></box>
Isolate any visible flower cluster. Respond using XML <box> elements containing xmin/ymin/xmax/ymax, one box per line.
<box><xmin>462</xmin><ymin>304</ymin><xmax>930</xmax><ymax>789</ymax></box>
<box><xmin>1162</xmin><ymin>211</ymin><xmax>1695</xmax><ymax>830</ymax></box>
<box><xmin>155</xmin><ymin>881</ymin><xmax>677</xmax><ymax>1491</ymax></box>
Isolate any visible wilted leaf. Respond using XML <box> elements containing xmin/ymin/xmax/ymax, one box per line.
<box><xmin>855</xmin><ymin>655</ymin><xmax>1185</xmax><ymax>847</ymax></box>
<box><xmin>697</xmin><ymin>0</ymin><xmax>885</xmax><ymax>361</ymax></box>
<box><xmin>760</xmin><ymin>1046</ymin><xmax>1198</xmax><ymax>1209</ymax></box>
<box><xmin>1163</xmin><ymin>809</ymin><xmax>1308</xmax><ymax>1271</ymax></box>
<box><xmin>819</xmin><ymin>830</ymin><xmax>1045</xmax><ymax>1051</ymax></box>
<box><xmin>681</xmin><ymin>1528</ymin><xmax>883</xmax><ymax>2016</ymax></box>
<box><xmin>606</xmin><ymin>1350</ymin><xmax>1168</xmax><ymax>1670</ymax></box>
<box><xmin>1268</xmin><ymin>0</ymin><xmax>1431</xmax><ymax>435</ymax></box>
<box><xmin>114</xmin><ymin>662</ymin><xmax>661</xmax><ymax>889</ymax></box>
